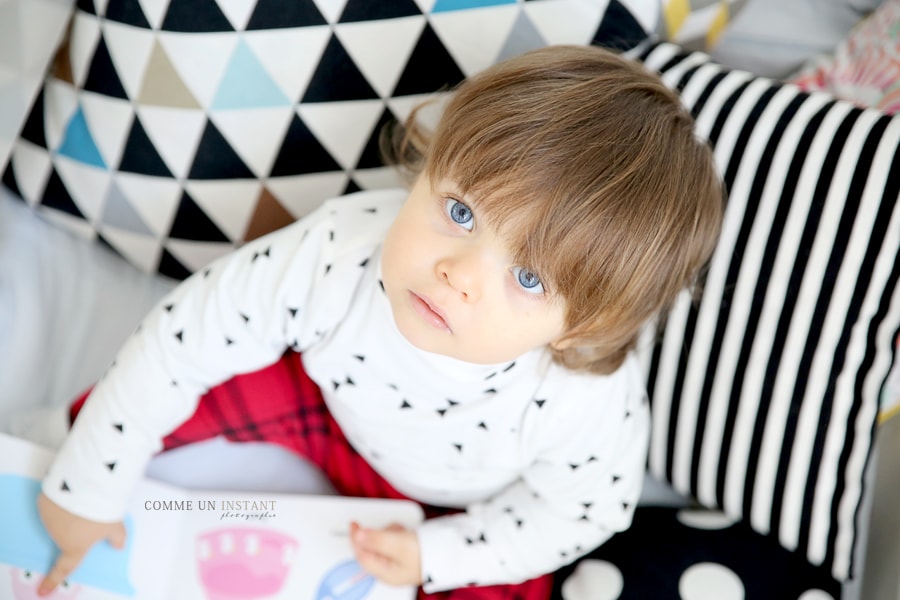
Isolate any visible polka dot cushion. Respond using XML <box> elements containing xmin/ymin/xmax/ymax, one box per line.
<box><xmin>1</xmin><ymin>0</ymin><xmax>657</xmax><ymax>279</ymax></box>
<box><xmin>553</xmin><ymin>506</ymin><xmax>843</xmax><ymax>599</ymax></box>
<box><xmin>634</xmin><ymin>42</ymin><xmax>900</xmax><ymax>583</ymax></box>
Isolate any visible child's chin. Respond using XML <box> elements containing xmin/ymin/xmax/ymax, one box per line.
<box><xmin>401</xmin><ymin>329</ymin><xmax>511</xmax><ymax>366</ymax></box>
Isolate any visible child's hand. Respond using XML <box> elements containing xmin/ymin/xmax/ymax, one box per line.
<box><xmin>36</xmin><ymin>492</ymin><xmax>127</xmax><ymax>596</ymax></box>
<box><xmin>349</xmin><ymin>521</ymin><xmax>422</xmax><ymax>586</ymax></box>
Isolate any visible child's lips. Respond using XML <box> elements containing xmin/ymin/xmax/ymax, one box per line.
<box><xmin>409</xmin><ymin>292</ymin><xmax>451</xmax><ymax>332</ymax></box>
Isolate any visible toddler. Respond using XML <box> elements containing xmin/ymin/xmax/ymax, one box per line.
<box><xmin>36</xmin><ymin>45</ymin><xmax>723</xmax><ymax>598</ymax></box>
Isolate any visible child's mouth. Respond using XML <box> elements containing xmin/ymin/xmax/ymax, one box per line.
<box><xmin>409</xmin><ymin>292</ymin><xmax>452</xmax><ymax>333</ymax></box>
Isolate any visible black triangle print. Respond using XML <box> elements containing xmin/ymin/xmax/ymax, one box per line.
<box><xmin>393</xmin><ymin>24</ymin><xmax>464</xmax><ymax>96</ymax></box>
<box><xmin>592</xmin><ymin>0</ymin><xmax>647</xmax><ymax>51</ymax></box>
<box><xmin>20</xmin><ymin>88</ymin><xmax>47</xmax><ymax>148</ymax></box>
<box><xmin>355</xmin><ymin>108</ymin><xmax>395</xmax><ymax>170</ymax></box>
<box><xmin>301</xmin><ymin>35</ymin><xmax>379</xmax><ymax>103</ymax></box>
<box><xmin>83</xmin><ymin>36</ymin><xmax>129</xmax><ymax>100</ymax></box>
<box><xmin>119</xmin><ymin>117</ymin><xmax>173</xmax><ymax>177</ymax></box>
<box><xmin>339</xmin><ymin>0</ymin><xmax>421</xmax><ymax>22</ymax></box>
<box><xmin>189</xmin><ymin>121</ymin><xmax>255</xmax><ymax>179</ymax></box>
<box><xmin>158</xmin><ymin>248</ymin><xmax>193</xmax><ymax>280</ymax></box>
<box><xmin>269</xmin><ymin>114</ymin><xmax>341</xmax><ymax>176</ymax></box>
<box><xmin>77</xmin><ymin>0</ymin><xmax>96</xmax><ymax>14</ymax></box>
<box><xmin>2</xmin><ymin>163</ymin><xmax>22</xmax><ymax>199</ymax></box>
<box><xmin>104</xmin><ymin>0</ymin><xmax>151</xmax><ymax>28</ymax></box>
<box><xmin>161</xmin><ymin>0</ymin><xmax>234</xmax><ymax>32</ymax></box>
<box><xmin>169</xmin><ymin>191</ymin><xmax>230</xmax><ymax>242</ymax></box>
<box><xmin>41</xmin><ymin>169</ymin><xmax>84</xmax><ymax>218</ymax></box>
<box><xmin>247</xmin><ymin>0</ymin><xmax>327</xmax><ymax>29</ymax></box>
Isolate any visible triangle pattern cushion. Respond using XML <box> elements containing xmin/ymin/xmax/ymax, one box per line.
<box><xmin>1</xmin><ymin>0</ymin><xmax>654</xmax><ymax>279</ymax></box>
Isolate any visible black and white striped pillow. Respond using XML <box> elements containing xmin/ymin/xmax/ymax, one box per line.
<box><xmin>635</xmin><ymin>42</ymin><xmax>900</xmax><ymax>582</ymax></box>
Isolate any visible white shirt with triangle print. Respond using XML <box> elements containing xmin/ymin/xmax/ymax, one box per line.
<box><xmin>44</xmin><ymin>188</ymin><xmax>649</xmax><ymax>592</ymax></box>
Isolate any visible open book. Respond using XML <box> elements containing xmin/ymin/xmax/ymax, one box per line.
<box><xmin>0</xmin><ymin>433</ymin><xmax>424</xmax><ymax>600</ymax></box>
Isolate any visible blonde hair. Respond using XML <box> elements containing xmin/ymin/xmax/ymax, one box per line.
<box><xmin>382</xmin><ymin>45</ymin><xmax>724</xmax><ymax>374</ymax></box>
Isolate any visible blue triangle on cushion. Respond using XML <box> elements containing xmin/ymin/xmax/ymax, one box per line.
<box><xmin>432</xmin><ymin>0</ymin><xmax>516</xmax><ymax>12</ymax></box>
<box><xmin>58</xmin><ymin>107</ymin><xmax>107</xmax><ymax>169</ymax></box>
<box><xmin>104</xmin><ymin>0</ymin><xmax>151</xmax><ymax>28</ymax></box>
<box><xmin>212</xmin><ymin>41</ymin><xmax>290</xmax><ymax>110</ymax></box>
<box><xmin>247</xmin><ymin>0</ymin><xmax>327</xmax><ymax>29</ymax></box>
<box><xmin>161</xmin><ymin>0</ymin><xmax>233</xmax><ymax>32</ymax></box>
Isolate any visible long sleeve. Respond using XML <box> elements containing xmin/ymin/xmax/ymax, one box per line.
<box><xmin>43</xmin><ymin>191</ymin><xmax>402</xmax><ymax>522</ymax></box>
<box><xmin>415</xmin><ymin>362</ymin><xmax>649</xmax><ymax>592</ymax></box>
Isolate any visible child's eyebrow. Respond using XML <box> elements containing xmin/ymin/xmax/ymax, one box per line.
<box><xmin>435</xmin><ymin>183</ymin><xmax>491</xmax><ymax>217</ymax></box>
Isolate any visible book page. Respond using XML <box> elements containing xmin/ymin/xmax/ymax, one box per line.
<box><xmin>159</xmin><ymin>489</ymin><xmax>422</xmax><ymax>600</ymax></box>
<box><xmin>0</xmin><ymin>433</ymin><xmax>184</xmax><ymax>599</ymax></box>
<box><xmin>0</xmin><ymin>434</ymin><xmax>422</xmax><ymax>600</ymax></box>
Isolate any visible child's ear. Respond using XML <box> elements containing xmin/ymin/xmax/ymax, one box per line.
<box><xmin>549</xmin><ymin>336</ymin><xmax>575</xmax><ymax>351</ymax></box>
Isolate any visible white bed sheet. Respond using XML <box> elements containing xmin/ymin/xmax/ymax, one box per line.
<box><xmin>0</xmin><ymin>187</ymin><xmax>173</xmax><ymax>426</ymax></box>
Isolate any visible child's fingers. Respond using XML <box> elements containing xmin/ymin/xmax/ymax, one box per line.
<box><xmin>38</xmin><ymin>550</ymin><xmax>86</xmax><ymax>596</ymax></box>
<box><xmin>354</xmin><ymin>545</ymin><xmax>395</xmax><ymax>580</ymax></box>
<box><xmin>35</xmin><ymin>492</ymin><xmax>128</xmax><ymax>596</ymax></box>
<box><xmin>351</xmin><ymin>532</ymin><xmax>399</xmax><ymax>583</ymax></box>
<box><xmin>349</xmin><ymin>522</ymin><xmax>421</xmax><ymax>586</ymax></box>
<box><xmin>357</xmin><ymin>525</ymin><xmax>408</xmax><ymax>556</ymax></box>
<box><xmin>108</xmin><ymin>521</ymin><xmax>128</xmax><ymax>549</ymax></box>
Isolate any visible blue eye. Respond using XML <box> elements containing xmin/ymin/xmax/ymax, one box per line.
<box><xmin>513</xmin><ymin>266</ymin><xmax>544</xmax><ymax>294</ymax></box>
<box><xmin>445</xmin><ymin>199</ymin><xmax>474</xmax><ymax>231</ymax></box>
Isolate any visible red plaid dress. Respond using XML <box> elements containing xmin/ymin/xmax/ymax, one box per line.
<box><xmin>70</xmin><ymin>350</ymin><xmax>553</xmax><ymax>600</ymax></box>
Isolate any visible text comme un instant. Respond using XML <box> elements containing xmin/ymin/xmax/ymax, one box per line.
<box><xmin>144</xmin><ymin>499</ymin><xmax>276</xmax><ymax>511</ymax></box>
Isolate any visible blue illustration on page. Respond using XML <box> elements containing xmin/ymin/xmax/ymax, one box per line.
<box><xmin>0</xmin><ymin>474</ymin><xmax>135</xmax><ymax>596</ymax></box>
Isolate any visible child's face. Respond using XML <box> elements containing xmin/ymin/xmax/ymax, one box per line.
<box><xmin>381</xmin><ymin>174</ymin><xmax>568</xmax><ymax>365</ymax></box>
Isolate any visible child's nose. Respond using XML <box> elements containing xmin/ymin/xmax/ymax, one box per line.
<box><xmin>436</xmin><ymin>252</ymin><xmax>484</xmax><ymax>302</ymax></box>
